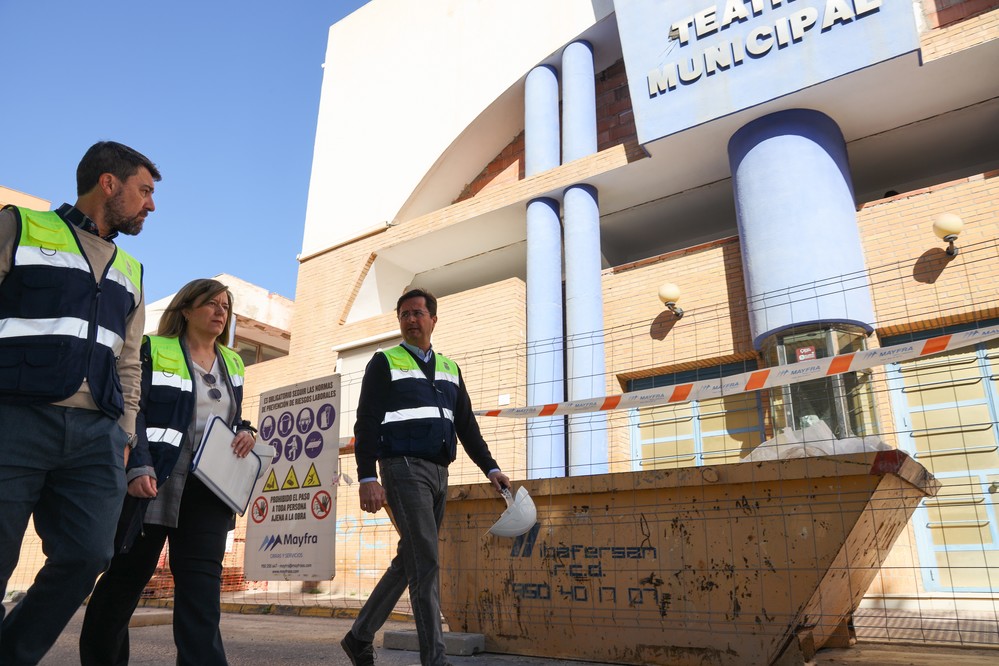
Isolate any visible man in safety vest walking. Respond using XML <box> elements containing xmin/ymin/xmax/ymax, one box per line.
<box><xmin>342</xmin><ymin>288</ymin><xmax>510</xmax><ymax>666</ymax></box>
<box><xmin>0</xmin><ymin>141</ymin><xmax>159</xmax><ymax>665</ymax></box>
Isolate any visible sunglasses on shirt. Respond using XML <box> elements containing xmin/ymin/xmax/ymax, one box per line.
<box><xmin>201</xmin><ymin>373</ymin><xmax>222</xmax><ymax>401</ymax></box>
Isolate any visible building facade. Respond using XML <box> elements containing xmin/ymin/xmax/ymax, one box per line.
<box><xmin>281</xmin><ymin>0</ymin><xmax>999</xmax><ymax>618</ymax></box>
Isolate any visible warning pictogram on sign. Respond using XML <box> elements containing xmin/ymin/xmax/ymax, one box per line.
<box><xmin>262</xmin><ymin>469</ymin><xmax>279</xmax><ymax>493</ymax></box>
<box><xmin>251</xmin><ymin>497</ymin><xmax>268</xmax><ymax>524</ymax></box>
<box><xmin>302</xmin><ymin>463</ymin><xmax>321</xmax><ymax>488</ymax></box>
<box><xmin>311</xmin><ymin>490</ymin><xmax>332</xmax><ymax>520</ymax></box>
<box><xmin>282</xmin><ymin>466</ymin><xmax>300</xmax><ymax>490</ymax></box>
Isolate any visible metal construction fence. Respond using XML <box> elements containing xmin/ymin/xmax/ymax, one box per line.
<box><xmin>7</xmin><ymin>238</ymin><xmax>999</xmax><ymax>661</ymax></box>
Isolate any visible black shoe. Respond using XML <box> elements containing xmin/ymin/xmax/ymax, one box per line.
<box><xmin>340</xmin><ymin>631</ymin><xmax>375</xmax><ymax>666</ymax></box>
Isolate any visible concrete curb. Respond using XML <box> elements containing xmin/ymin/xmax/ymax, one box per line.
<box><xmin>384</xmin><ymin>630</ymin><xmax>485</xmax><ymax>656</ymax></box>
<box><xmin>129</xmin><ymin>609</ymin><xmax>172</xmax><ymax>628</ymax></box>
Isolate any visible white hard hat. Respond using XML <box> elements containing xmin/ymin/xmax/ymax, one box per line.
<box><xmin>489</xmin><ymin>486</ymin><xmax>537</xmax><ymax>537</ymax></box>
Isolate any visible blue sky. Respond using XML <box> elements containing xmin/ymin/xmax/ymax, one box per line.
<box><xmin>0</xmin><ymin>0</ymin><xmax>369</xmax><ymax>302</ymax></box>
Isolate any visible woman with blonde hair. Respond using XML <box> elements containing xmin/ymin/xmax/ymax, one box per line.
<box><xmin>81</xmin><ymin>278</ymin><xmax>256</xmax><ymax>666</ymax></box>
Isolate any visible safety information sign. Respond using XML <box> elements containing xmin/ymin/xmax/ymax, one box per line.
<box><xmin>244</xmin><ymin>375</ymin><xmax>340</xmax><ymax>581</ymax></box>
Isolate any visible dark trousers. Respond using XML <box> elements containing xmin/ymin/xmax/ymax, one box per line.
<box><xmin>0</xmin><ymin>404</ymin><xmax>126</xmax><ymax>666</ymax></box>
<box><xmin>352</xmin><ymin>457</ymin><xmax>449</xmax><ymax>666</ymax></box>
<box><xmin>80</xmin><ymin>476</ymin><xmax>232</xmax><ymax>666</ymax></box>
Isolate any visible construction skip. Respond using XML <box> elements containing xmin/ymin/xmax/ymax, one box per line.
<box><xmin>439</xmin><ymin>451</ymin><xmax>939</xmax><ymax>665</ymax></box>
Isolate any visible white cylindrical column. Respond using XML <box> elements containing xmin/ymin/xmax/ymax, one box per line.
<box><xmin>525</xmin><ymin>65</ymin><xmax>560</xmax><ymax>176</ymax></box>
<box><xmin>561</xmin><ymin>41</ymin><xmax>597</xmax><ymax>163</ymax></box>
<box><xmin>563</xmin><ymin>183</ymin><xmax>607</xmax><ymax>475</ymax></box>
<box><xmin>526</xmin><ymin>197</ymin><xmax>565</xmax><ymax>478</ymax></box>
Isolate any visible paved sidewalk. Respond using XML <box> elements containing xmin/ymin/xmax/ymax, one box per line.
<box><xmin>16</xmin><ymin>603</ymin><xmax>999</xmax><ymax>665</ymax></box>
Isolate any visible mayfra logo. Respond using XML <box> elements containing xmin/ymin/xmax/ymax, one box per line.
<box><xmin>259</xmin><ymin>532</ymin><xmax>319</xmax><ymax>551</ymax></box>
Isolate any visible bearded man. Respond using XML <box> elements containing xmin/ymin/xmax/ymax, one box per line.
<box><xmin>0</xmin><ymin>141</ymin><xmax>159</xmax><ymax>665</ymax></box>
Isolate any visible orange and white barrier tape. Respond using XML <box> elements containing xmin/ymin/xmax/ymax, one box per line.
<box><xmin>476</xmin><ymin>325</ymin><xmax>999</xmax><ymax>418</ymax></box>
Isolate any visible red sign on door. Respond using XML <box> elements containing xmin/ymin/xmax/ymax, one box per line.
<box><xmin>796</xmin><ymin>345</ymin><xmax>817</xmax><ymax>362</ymax></box>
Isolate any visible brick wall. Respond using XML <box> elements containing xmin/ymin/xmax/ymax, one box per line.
<box><xmin>920</xmin><ymin>3</ymin><xmax>999</xmax><ymax>59</ymax></box>
<box><xmin>922</xmin><ymin>0</ymin><xmax>999</xmax><ymax>29</ymax></box>
<box><xmin>454</xmin><ymin>58</ymin><xmax>636</xmax><ymax>205</ymax></box>
<box><xmin>595</xmin><ymin>59</ymin><xmax>637</xmax><ymax>153</ymax></box>
<box><xmin>428</xmin><ymin>278</ymin><xmax>528</xmax><ymax>484</ymax></box>
<box><xmin>453</xmin><ymin>132</ymin><xmax>525</xmax><ymax>203</ymax></box>
<box><xmin>858</xmin><ymin>171</ymin><xmax>999</xmax><ymax>338</ymax></box>
<box><xmin>603</xmin><ymin>238</ymin><xmax>754</xmax><ymax>383</ymax></box>
<box><xmin>599</xmin><ymin>238</ymin><xmax>757</xmax><ymax>469</ymax></box>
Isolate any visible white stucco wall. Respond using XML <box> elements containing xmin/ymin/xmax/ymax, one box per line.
<box><xmin>302</xmin><ymin>0</ymin><xmax>613</xmax><ymax>257</ymax></box>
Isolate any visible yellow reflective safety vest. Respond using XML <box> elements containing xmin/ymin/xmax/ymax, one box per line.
<box><xmin>0</xmin><ymin>206</ymin><xmax>142</xmax><ymax>418</ymax></box>
<box><xmin>136</xmin><ymin>335</ymin><xmax>246</xmax><ymax>484</ymax></box>
<box><xmin>378</xmin><ymin>345</ymin><xmax>460</xmax><ymax>461</ymax></box>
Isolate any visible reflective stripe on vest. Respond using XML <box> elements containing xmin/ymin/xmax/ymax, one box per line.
<box><xmin>383</xmin><ymin>406</ymin><xmax>455</xmax><ymax>424</ymax></box>
<box><xmin>96</xmin><ymin>326</ymin><xmax>125</xmax><ymax>356</ymax></box>
<box><xmin>13</xmin><ymin>244</ymin><xmax>90</xmax><ymax>272</ymax></box>
<box><xmin>0</xmin><ymin>317</ymin><xmax>127</xmax><ymax>357</ymax></box>
<box><xmin>151</xmin><ymin>370</ymin><xmax>193</xmax><ymax>392</ymax></box>
<box><xmin>0</xmin><ymin>316</ymin><xmax>88</xmax><ymax>341</ymax></box>
<box><xmin>109</xmin><ymin>246</ymin><xmax>142</xmax><ymax>302</ymax></box>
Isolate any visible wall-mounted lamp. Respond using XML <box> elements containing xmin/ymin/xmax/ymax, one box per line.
<box><xmin>658</xmin><ymin>282</ymin><xmax>684</xmax><ymax>319</ymax></box>
<box><xmin>932</xmin><ymin>213</ymin><xmax>963</xmax><ymax>256</ymax></box>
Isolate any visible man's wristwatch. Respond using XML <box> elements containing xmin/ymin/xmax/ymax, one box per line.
<box><xmin>125</xmin><ymin>432</ymin><xmax>139</xmax><ymax>449</ymax></box>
